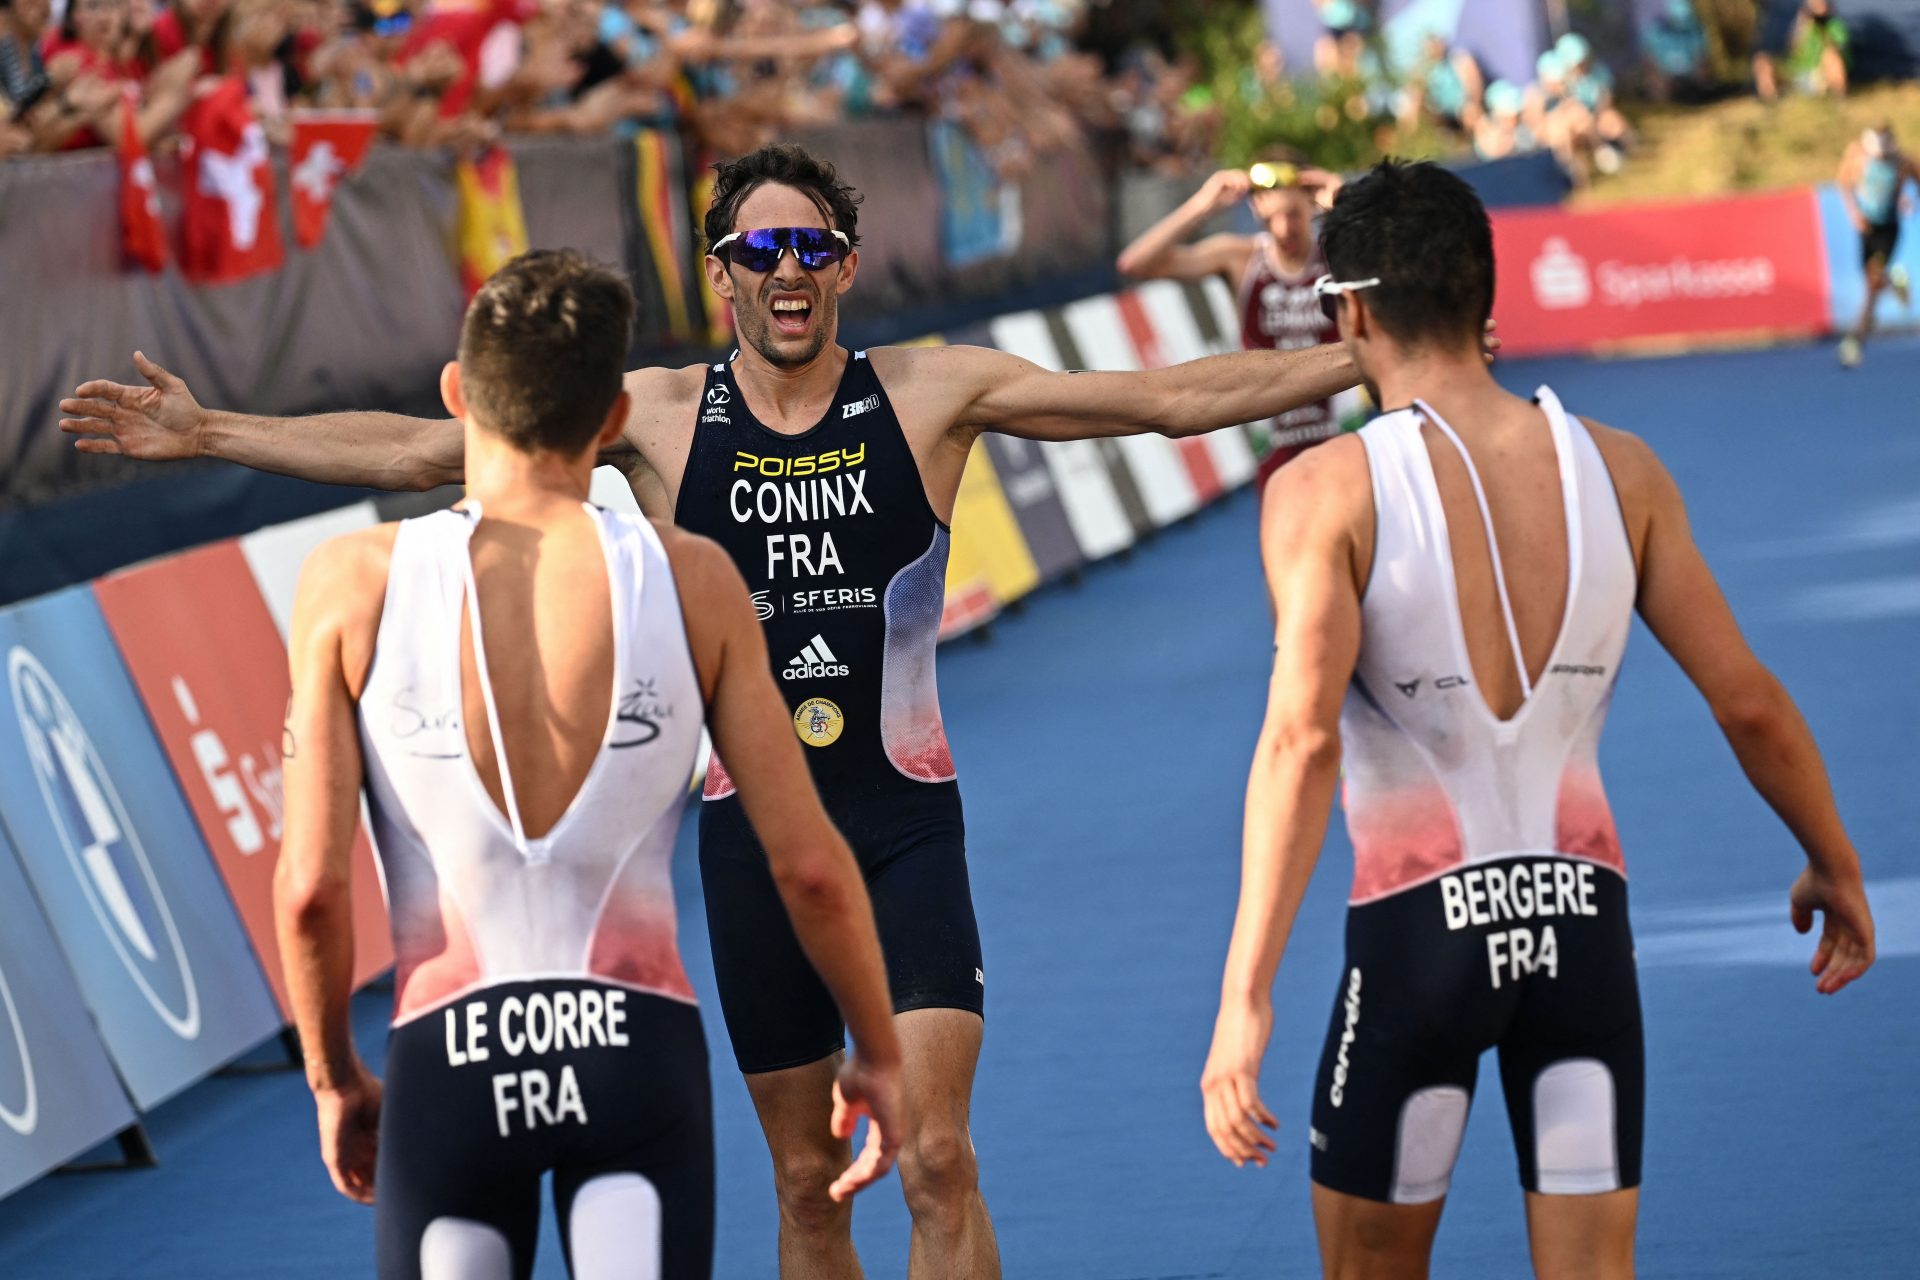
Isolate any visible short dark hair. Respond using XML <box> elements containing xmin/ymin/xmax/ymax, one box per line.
<box><xmin>704</xmin><ymin>143</ymin><xmax>863</xmax><ymax>254</ymax></box>
<box><xmin>1319</xmin><ymin>160</ymin><xmax>1494</xmax><ymax>349</ymax></box>
<box><xmin>457</xmin><ymin>250</ymin><xmax>634</xmax><ymax>454</ymax></box>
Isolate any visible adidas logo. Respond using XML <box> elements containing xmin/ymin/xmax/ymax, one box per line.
<box><xmin>782</xmin><ymin>635</ymin><xmax>849</xmax><ymax>680</ymax></box>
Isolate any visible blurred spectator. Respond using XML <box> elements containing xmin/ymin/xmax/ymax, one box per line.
<box><xmin>1642</xmin><ymin>0</ymin><xmax>1710</xmax><ymax>103</ymax></box>
<box><xmin>1472</xmin><ymin>78</ymin><xmax>1534</xmax><ymax>161</ymax></box>
<box><xmin>2</xmin><ymin>0</ymin><xmax>54</xmax><ymax>110</ymax></box>
<box><xmin>1396</xmin><ymin>29</ymin><xmax>1482</xmax><ymax>136</ymax></box>
<box><xmin>1755</xmin><ymin>0</ymin><xmax>1849</xmax><ymax>101</ymax></box>
<box><xmin>151</xmin><ymin>0</ymin><xmax>228</xmax><ymax>74</ymax></box>
<box><xmin>1311</xmin><ymin>0</ymin><xmax>1368</xmax><ymax>79</ymax></box>
<box><xmin>1556</xmin><ymin>32</ymin><xmax>1629</xmax><ymax>175</ymax></box>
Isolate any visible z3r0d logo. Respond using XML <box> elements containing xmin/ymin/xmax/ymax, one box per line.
<box><xmin>9</xmin><ymin>647</ymin><xmax>202</xmax><ymax>1040</ymax></box>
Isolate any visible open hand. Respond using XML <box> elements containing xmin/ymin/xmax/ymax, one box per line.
<box><xmin>1791</xmin><ymin>865</ymin><xmax>1875</xmax><ymax>995</ymax></box>
<box><xmin>1201</xmin><ymin>998</ymin><xmax>1279</xmax><ymax>1168</ymax></box>
<box><xmin>827</xmin><ymin>1052</ymin><xmax>904</xmax><ymax>1202</ymax></box>
<box><xmin>61</xmin><ymin>352</ymin><xmax>207</xmax><ymax>461</ymax></box>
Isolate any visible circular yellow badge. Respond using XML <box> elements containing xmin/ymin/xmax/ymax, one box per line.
<box><xmin>793</xmin><ymin>698</ymin><xmax>845</xmax><ymax>748</ymax></box>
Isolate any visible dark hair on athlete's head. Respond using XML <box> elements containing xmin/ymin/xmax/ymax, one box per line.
<box><xmin>1319</xmin><ymin>159</ymin><xmax>1494</xmax><ymax>350</ymax></box>
<box><xmin>703</xmin><ymin>143</ymin><xmax>863</xmax><ymax>254</ymax></box>
<box><xmin>457</xmin><ymin>250</ymin><xmax>634</xmax><ymax>454</ymax></box>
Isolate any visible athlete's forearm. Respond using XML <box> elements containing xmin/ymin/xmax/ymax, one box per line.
<box><xmin>1715</xmin><ymin>671</ymin><xmax>1864</xmax><ymax>880</ymax></box>
<box><xmin>773</xmin><ymin>839</ymin><xmax>902</xmax><ymax>1066</ymax></box>
<box><xmin>1116</xmin><ymin>194</ymin><xmax>1214</xmax><ymax>278</ymax></box>
<box><xmin>1157</xmin><ymin>344</ymin><xmax>1357</xmax><ymax>438</ymax></box>
<box><xmin>1220</xmin><ymin>728</ymin><xmax>1343</xmax><ymax>1005</ymax></box>
<box><xmin>201</xmin><ymin>408</ymin><xmax>464</xmax><ymax>491</ymax></box>
<box><xmin>275</xmin><ymin>863</ymin><xmax>361</xmax><ymax>1092</ymax></box>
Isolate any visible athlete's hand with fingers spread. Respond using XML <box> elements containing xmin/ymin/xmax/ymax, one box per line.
<box><xmin>827</xmin><ymin>1053</ymin><xmax>904</xmax><ymax>1201</ymax></box>
<box><xmin>1483</xmin><ymin>319</ymin><xmax>1502</xmax><ymax>363</ymax></box>
<box><xmin>60</xmin><ymin>351</ymin><xmax>207</xmax><ymax>460</ymax></box>
<box><xmin>1199</xmin><ymin>167</ymin><xmax>1254</xmax><ymax>213</ymax></box>
<box><xmin>314</xmin><ymin>1062</ymin><xmax>382</xmax><ymax>1205</ymax></box>
<box><xmin>1791</xmin><ymin>865</ymin><xmax>1876</xmax><ymax>995</ymax></box>
<box><xmin>1201</xmin><ymin>998</ymin><xmax>1279</xmax><ymax>1168</ymax></box>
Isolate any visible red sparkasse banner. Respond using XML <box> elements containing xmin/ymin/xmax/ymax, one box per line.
<box><xmin>1489</xmin><ymin>189</ymin><xmax>1828</xmax><ymax>356</ymax></box>
<box><xmin>93</xmin><ymin>542</ymin><xmax>392</xmax><ymax>1017</ymax></box>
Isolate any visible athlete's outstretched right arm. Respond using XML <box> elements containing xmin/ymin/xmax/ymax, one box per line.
<box><xmin>665</xmin><ymin>528</ymin><xmax>905</xmax><ymax>1201</ymax></box>
<box><xmin>1607</xmin><ymin>427</ymin><xmax>1875</xmax><ymax>994</ymax></box>
<box><xmin>60</xmin><ymin>352</ymin><xmax>465</xmax><ymax>491</ymax></box>
<box><xmin>1203</xmin><ymin>442</ymin><xmax>1367</xmax><ymax>1168</ymax></box>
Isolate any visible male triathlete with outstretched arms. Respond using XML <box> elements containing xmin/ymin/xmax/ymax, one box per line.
<box><xmin>67</xmin><ymin>142</ymin><xmax>1358</xmax><ymax>1280</ymax></box>
<box><xmin>1200</xmin><ymin>161</ymin><xmax>1874</xmax><ymax>1279</ymax></box>
<box><xmin>272</xmin><ymin>250</ymin><xmax>902</xmax><ymax>1280</ymax></box>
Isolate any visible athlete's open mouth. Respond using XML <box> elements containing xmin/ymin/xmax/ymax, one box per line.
<box><xmin>769</xmin><ymin>293</ymin><xmax>814</xmax><ymax>336</ymax></box>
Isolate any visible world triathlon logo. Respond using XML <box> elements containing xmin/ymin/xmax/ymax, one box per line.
<box><xmin>0</xmin><ymin>960</ymin><xmax>36</xmax><ymax>1135</ymax></box>
<box><xmin>10</xmin><ymin>646</ymin><xmax>202</xmax><ymax>1040</ymax></box>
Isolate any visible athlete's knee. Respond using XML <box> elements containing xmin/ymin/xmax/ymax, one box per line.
<box><xmin>899</xmin><ymin>1124</ymin><xmax>979</xmax><ymax>1220</ymax></box>
<box><xmin>769</xmin><ymin>1148</ymin><xmax>850</xmax><ymax>1235</ymax></box>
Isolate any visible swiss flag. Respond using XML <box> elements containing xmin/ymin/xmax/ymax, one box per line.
<box><xmin>180</xmin><ymin>76</ymin><xmax>283</xmax><ymax>285</ymax></box>
<box><xmin>289</xmin><ymin>110</ymin><xmax>378</xmax><ymax>249</ymax></box>
<box><xmin>118</xmin><ymin>89</ymin><xmax>167</xmax><ymax>272</ymax></box>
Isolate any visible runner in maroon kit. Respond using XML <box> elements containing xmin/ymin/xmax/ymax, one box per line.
<box><xmin>1118</xmin><ymin>148</ymin><xmax>1346</xmax><ymax>492</ymax></box>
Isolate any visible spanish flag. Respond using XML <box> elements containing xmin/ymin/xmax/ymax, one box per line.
<box><xmin>455</xmin><ymin>145</ymin><xmax>528</xmax><ymax>298</ymax></box>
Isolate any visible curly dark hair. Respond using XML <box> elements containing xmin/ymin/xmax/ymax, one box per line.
<box><xmin>703</xmin><ymin>143</ymin><xmax>864</xmax><ymax>254</ymax></box>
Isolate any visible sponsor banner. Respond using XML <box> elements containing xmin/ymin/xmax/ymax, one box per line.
<box><xmin>1041</xmin><ymin>310</ymin><xmax>1156</xmax><ymax>537</ymax></box>
<box><xmin>945</xmin><ymin>321</ymin><xmax>1085</xmax><ymax>585</ymax></box>
<box><xmin>93</xmin><ymin>542</ymin><xmax>393</xmax><ymax>1019</ymax></box>
<box><xmin>1060</xmin><ymin>296</ymin><xmax>1205</xmax><ymax>527</ymax></box>
<box><xmin>949</xmin><ymin>439</ymin><xmax>1042</xmax><ymax>610</ymax></box>
<box><xmin>1490</xmin><ymin>190</ymin><xmax>1828</xmax><ymax>356</ymax></box>
<box><xmin>1111</xmin><ymin>289</ymin><xmax>1229</xmax><ymax>502</ymax></box>
<box><xmin>0</xmin><ymin>588</ymin><xmax>282</xmax><ymax>1110</ymax></box>
<box><xmin>0</xmin><ymin>822</ymin><xmax>138</xmax><ymax>1199</ymax></box>
<box><xmin>238</xmin><ymin>501</ymin><xmax>379</xmax><ymax>639</ymax></box>
<box><xmin>1817</xmin><ymin>183</ymin><xmax>1920</xmax><ymax>334</ymax></box>
<box><xmin>1195</xmin><ymin>277</ymin><xmax>1245</xmax><ymax>354</ymax></box>
<box><xmin>1129</xmin><ymin>282</ymin><xmax>1259</xmax><ymax>489</ymax></box>
<box><xmin>986</xmin><ymin>312</ymin><xmax>1135</xmax><ymax>563</ymax></box>
<box><xmin>910</xmin><ymin>333</ymin><xmax>1043</xmax><ymax>614</ymax></box>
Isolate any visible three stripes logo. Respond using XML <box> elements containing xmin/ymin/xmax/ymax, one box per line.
<box><xmin>782</xmin><ymin>635</ymin><xmax>849</xmax><ymax>681</ymax></box>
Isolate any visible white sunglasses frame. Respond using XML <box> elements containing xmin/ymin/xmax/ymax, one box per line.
<box><xmin>709</xmin><ymin>228</ymin><xmax>853</xmax><ymax>267</ymax></box>
<box><xmin>1311</xmin><ymin>273</ymin><xmax>1383</xmax><ymax>302</ymax></box>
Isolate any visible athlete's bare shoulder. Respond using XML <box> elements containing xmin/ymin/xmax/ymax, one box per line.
<box><xmin>291</xmin><ymin>523</ymin><xmax>401</xmax><ymax>692</ymax></box>
<box><xmin>1260</xmin><ymin>435</ymin><xmax>1373</xmax><ymax>587</ymax></box>
<box><xmin>1580</xmin><ymin>417</ymin><xmax>1672</xmax><ymax>573</ymax></box>
<box><xmin>864</xmin><ymin>343</ymin><xmax>1012</xmax><ymax>441</ymax></box>
<box><xmin>621</xmin><ymin>362</ymin><xmax>707</xmax><ymax>438</ymax></box>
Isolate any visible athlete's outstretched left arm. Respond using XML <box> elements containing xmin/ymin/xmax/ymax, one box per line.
<box><xmin>1202</xmin><ymin>443</ymin><xmax>1366</xmax><ymax>1168</ymax></box>
<box><xmin>924</xmin><ymin>340</ymin><xmax>1359</xmax><ymax>444</ymax></box>
<box><xmin>275</xmin><ymin>532</ymin><xmax>387</xmax><ymax>1206</ymax></box>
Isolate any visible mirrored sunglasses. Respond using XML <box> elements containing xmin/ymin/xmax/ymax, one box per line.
<box><xmin>711</xmin><ymin>227</ymin><xmax>852</xmax><ymax>273</ymax></box>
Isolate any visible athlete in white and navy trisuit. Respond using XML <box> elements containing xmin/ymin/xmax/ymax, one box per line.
<box><xmin>272</xmin><ymin>252</ymin><xmax>903</xmax><ymax>1280</ymax></box>
<box><xmin>1202</xmin><ymin>162</ymin><xmax>1875</xmax><ymax>1279</ymax></box>
<box><xmin>76</xmin><ymin>144</ymin><xmax>1362</xmax><ymax>1279</ymax></box>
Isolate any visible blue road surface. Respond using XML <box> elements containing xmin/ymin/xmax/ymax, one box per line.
<box><xmin>0</xmin><ymin>336</ymin><xmax>1915</xmax><ymax>1277</ymax></box>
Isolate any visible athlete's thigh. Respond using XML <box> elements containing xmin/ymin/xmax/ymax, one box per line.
<box><xmin>699</xmin><ymin>807</ymin><xmax>845</xmax><ymax>1074</ymax></box>
<box><xmin>896</xmin><ymin>1006</ymin><xmax>985</xmax><ymax>1134</ymax></box>
<box><xmin>1312</xmin><ymin>1183</ymin><xmax>1446</xmax><ymax>1280</ymax></box>
<box><xmin>865</xmin><ymin>823</ymin><xmax>984</xmax><ymax>1020</ymax></box>
<box><xmin>1309</xmin><ymin>883</ymin><xmax>1507</xmax><ymax>1208</ymax></box>
<box><xmin>553</xmin><ymin>998</ymin><xmax>716</xmax><ymax>1280</ymax></box>
<box><xmin>1494</xmin><ymin>868</ymin><xmax>1642</xmax><ymax>1200</ymax></box>
<box><xmin>743</xmin><ymin>1053</ymin><xmax>853</xmax><ymax>1183</ymax></box>
<box><xmin>376</xmin><ymin>1013</ymin><xmax>543</xmax><ymax>1280</ymax></box>
<box><xmin>1523</xmin><ymin>1188</ymin><xmax>1638</xmax><ymax>1280</ymax></box>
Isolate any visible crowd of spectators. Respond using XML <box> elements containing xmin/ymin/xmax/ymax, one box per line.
<box><xmin>1286</xmin><ymin>0</ymin><xmax>1875</xmax><ymax>187</ymax></box>
<box><xmin>0</xmin><ymin>0</ymin><xmax>1227</xmax><ymax>174</ymax></box>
